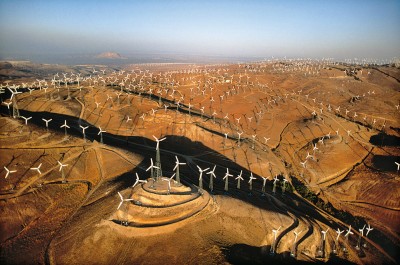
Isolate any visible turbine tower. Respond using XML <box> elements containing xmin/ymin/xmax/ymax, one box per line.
<box><xmin>272</xmin><ymin>175</ymin><xmax>279</xmax><ymax>194</ymax></box>
<box><xmin>57</xmin><ymin>161</ymin><xmax>68</xmax><ymax>183</ymax></box>
<box><xmin>223</xmin><ymin>168</ymin><xmax>233</xmax><ymax>192</ymax></box>
<box><xmin>343</xmin><ymin>225</ymin><xmax>353</xmax><ymax>252</ymax></box>
<box><xmin>153</xmin><ymin>135</ymin><xmax>166</xmax><ymax>180</ymax></box>
<box><xmin>248</xmin><ymin>172</ymin><xmax>256</xmax><ymax>193</ymax></box>
<box><xmin>270</xmin><ymin>226</ymin><xmax>282</xmax><ymax>255</ymax></box>
<box><xmin>356</xmin><ymin>225</ymin><xmax>366</xmax><ymax>250</ymax></box>
<box><xmin>333</xmin><ymin>228</ymin><xmax>344</xmax><ymax>254</ymax></box>
<box><xmin>363</xmin><ymin>223</ymin><xmax>373</xmax><ymax>248</ymax></box>
<box><xmin>8</xmin><ymin>87</ymin><xmax>22</xmax><ymax>118</ymax></box>
<box><xmin>291</xmin><ymin>230</ymin><xmax>303</xmax><ymax>257</ymax></box>
<box><xmin>196</xmin><ymin>165</ymin><xmax>209</xmax><ymax>190</ymax></box>
<box><xmin>173</xmin><ymin>156</ymin><xmax>186</xmax><ymax>185</ymax></box>
<box><xmin>206</xmin><ymin>165</ymin><xmax>217</xmax><ymax>192</ymax></box>
<box><xmin>318</xmin><ymin>228</ymin><xmax>330</xmax><ymax>258</ymax></box>
<box><xmin>146</xmin><ymin>158</ymin><xmax>159</xmax><ymax>188</ymax></box>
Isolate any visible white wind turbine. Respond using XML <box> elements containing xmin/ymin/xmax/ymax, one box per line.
<box><xmin>146</xmin><ymin>158</ymin><xmax>159</xmax><ymax>188</ymax></box>
<box><xmin>197</xmin><ymin>165</ymin><xmax>209</xmax><ymax>190</ymax></box>
<box><xmin>313</xmin><ymin>143</ymin><xmax>318</xmax><ymax>156</ymax></box>
<box><xmin>19</xmin><ymin>115</ymin><xmax>31</xmax><ymax>126</ymax></box>
<box><xmin>237</xmin><ymin>131</ymin><xmax>243</xmax><ymax>147</ymax></box>
<box><xmin>223</xmin><ymin>132</ymin><xmax>229</xmax><ymax>148</ymax></box>
<box><xmin>223</xmin><ymin>168</ymin><xmax>233</xmax><ymax>192</ymax></box>
<box><xmin>251</xmin><ymin>134</ymin><xmax>257</xmax><ymax>149</ymax></box>
<box><xmin>162</xmin><ymin>174</ymin><xmax>176</xmax><ymax>194</ymax></box>
<box><xmin>395</xmin><ymin>162</ymin><xmax>400</xmax><ymax>172</ymax></box>
<box><xmin>318</xmin><ymin>228</ymin><xmax>330</xmax><ymax>258</ymax></box>
<box><xmin>153</xmin><ymin>135</ymin><xmax>166</xmax><ymax>180</ymax></box>
<box><xmin>42</xmin><ymin>118</ymin><xmax>52</xmax><ymax>132</ymax></box>
<box><xmin>333</xmin><ymin>228</ymin><xmax>345</xmax><ymax>254</ymax></box>
<box><xmin>270</xmin><ymin>226</ymin><xmax>282</xmax><ymax>255</ymax></box>
<box><xmin>132</xmin><ymin>173</ymin><xmax>147</xmax><ymax>188</ymax></box>
<box><xmin>272</xmin><ymin>175</ymin><xmax>279</xmax><ymax>194</ymax></box>
<box><xmin>291</xmin><ymin>230</ymin><xmax>303</xmax><ymax>257</ymax></box>
<box><xmin>293</xmin><ymin>230</ymin><xmax>302</xmax><ymax>244</ymax></box>
<box><xmin>261</xmin><ymin>176</ymin><xmax>268</xmax><ymax>195</ymax></box>
<box><xmin>363</xmin><ymin>223</ymin><xmax>374</xmax><ymax>248</ymax></box>
<box><xmin>8</xmin><ymin>87</ymin><xmax>22</xmax><ymax>118</ymax></box>
<box><xmin>117</xmin><ymin>191</ymin><xmax>134</xmax><ymax>225</ymax></box>
<box><xmin>98</xmin><ymin>126</ymin><xmax>106</xmax><ymax>143</ymax></box>
<box><xmin>281</xmin><ymin>177</ymin><xmax>289</xmax><ymax>195</ymax></box>
<box><xmin>343</xmin><ymin>225</ymin><xmax>353</xmax><ymax>252</ymax></box>
<box><xmin>60</xmin><ymin>120</ymin><xmax>70</xmax><ymax>137</ymax></box>
<box><xmin>80</xmin><ymin>125</ymin><xmax>89</xmax><ymax>140</ymax></box>
<box><xmin>206</xmin><ymin>165</ymin><xmax>217</xmax><ymax>192</ymax></box>
<box><xmin>173</xmin><ymin>156</ymin><xmax>186</xmax><ymax>185</ymax></box>
<box><xmin>30</xmin><ymin>163</ymin><xmax>42</xmax><ymax>175</ymax></box>
<box><xmin>356</xmin><ymin>224</ymin><xmax>366</xmax><ymax>250</ymax></box>
<box><xmin>3</xmin><ymin>101</ymin><xmax>12</xmax><ymax>116</ymax></box>
<box><xmin>3</xmin><ymin>166</ymin><xmax>17</xmax><ymax>189</ymax></box>
<box><xmin>306</xmin><ymin>152</ymin><xmax>314</xmax><ymax>160</ymax></box>
<box><xmin>4</xmin><ymin>166</ymin><xmax>17</xmax><ymax>179</ymax></box>
<box><xmin>248</xmin><ymin>172</ymin><xmax>256</xmax><ymax>192</ymax></box>
<box><xmin>235</xmin><ymin>170</ymin><xmax>243</xmax><ymax>189</ymax></box>
<box><xmin>57</xmin><ymin>161</ymin><xmax>68</xmax><ymax>183</ymax></box>
<box><xmin>30</xmin><ymin>163</ymin><xmax>43</xmax><ymax>187</ymax></box>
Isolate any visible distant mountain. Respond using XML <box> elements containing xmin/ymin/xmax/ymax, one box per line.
<box><xmin>95</xmin><ymin>52</ymin><xmax>125</xmax><ymax>59</ymax></box>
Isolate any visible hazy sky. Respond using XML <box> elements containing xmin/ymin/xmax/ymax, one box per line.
<box><xmin>0</xmin><ymin>0</ymin><xmax>399</xmax><ymax>60</ymax></box>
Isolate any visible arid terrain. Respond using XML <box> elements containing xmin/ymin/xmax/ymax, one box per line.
<box><xmin>0</xmin><ymin>59</ymin><xmax>399</xmax><ymax>264</ymax></box>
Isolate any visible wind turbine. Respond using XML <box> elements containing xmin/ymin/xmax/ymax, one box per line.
<box><xmin>162</xmin><ymin>174</ymin><xmax>176</xmax><ymax>194</ymax></box>
<box><xmin>237</xmin><ymin>131</ymin><xmax>243</xmax><ymax>147</ymax></box>
<box><xmin>30</xmin><ymin>163</ymin><xmax>43</xmax><ymax>187</ymax></box>
<box><xmin>60</xmin><ymin>120</ymin><xmax>70</xmax><ymax>137</ymax></box>
<box><xmin>334</xmin><ymin>228</ymin><xmax>344</xmax><ymax>254</ymax></box>
<box><xmin>197</xmin><ymin>165</ymin><xmax>209</xmax><ymax>190</ymax></box>
<box><xmin>117</xmin><ymin>191</ymin><xmax>134</xmax><ymax>226</ymax></box>
<box><xmin>235</xmin><ymin>170</ymin><xmax>243</xmax><ymax>189</ymax></box>
<box><xmin>173</xmin><ymin>156</ymin><xmax>186</xmax><ymax>185</ymax></box>
<box><xmin>356</xmin><ymin>224</ymin><xmax>366</xmax><ymax>250</ymax></box>
<box><xmin>57</xmin><ymin>161</ymin><xmax>68</xmax><ymax>183</ymax></box>
<box><xmin>153</xmin><ymin>135</ymin><xmax>166</xmax><ymax>180</ymax></box>
<box><xmin>3</xmin><ymin>166</ymin><xmax>17</xmax><ymax>189</ymax></box>
<box><xmin>318</xmin><ymin>228</ymin><xmax>330</xmax><ymax>257</ymax></box>
<box><xmin>4</xmin><ymin>166</ymin><xmax>17</xmax><ymax>179</ymax></box>
<box><xmin>272</xmin><ymin>175</ymin><xmax>279</xmax><ymax>194</ymax></box>
<box><xmin>132</xmin><ymin>173</ymin><xmax>147</xmax><ymax>188</ymax></box>
<box><xmin>8</xmin><ymin>87</ymin><xmax>22</xmax><ymax>118</ymax></box>
<box><xmin>42</xmin><ymin>118</ymin><xmax>52</xmax><ymax>132</ymax></box>
<box><xmin>248</xmin><ymin>172</ymin><xmax>256</xmax><ymax>193</ymax></box>
<box><xmin>261</xmin><ymin>176</ymin><xmax>268</xmax><ymax>195</ymax></box>
<box><xmin>363</xmin><ymin>223</ymin><xmax>374</xmax><ymax>248</ymax></box>
<box><xmin>343</xmin><ymin>225</ymin><xmax>353</xmax><ymax>252</ymax></box>
<box><xmin>223</xmin><ymin>132</ymin><xmax>229</xmax><ymax>148</ymax></box>
<box><xmin>395</xmin><ymin>162</ymin><xmax>400</xmax><ymax>172</ymax></box>
<box><xmin>313</xmin><ymin>143</ymin><xmax>318</xmax><ymax>156</ymax></box>
<box><xmin>281</xmin><ymin>177</ymin><xmax>289</xmax><ymax>195</ymax></box>
<box><xmin>223</xmin><ymin>168</ymin><xmax>233</xmax><ymax>192</ymax></box>
<box><xmin>270</xmin><ymin>226</ymin><xmax>282</xmax><ymax>255</ymax></box>
<box><xmin>20</xmin><ymin>115</ymin><xmax>32</xmax><ymax>125</ymax></box>
<box><xmin>30</xmin><ymin>163</ymin><xmax>42</xmax><ymax>175</ymax></box>
<box><xmin>98</xmin><ymin>126</ymin><xmax>106</xmax><ymax>143</ymax></box>
<box><xmin>206</xmin><ymin>165</ymin><xmax>217</xmax><ymax>192</ymax></box>
<box><xmin>146</xmin><ymin>158</ymin><xmax>159</xmax><ymax>188</ymax></box>
<box><xmin>291</xmin><ymin>230</ymin><xmax>303</xmax><ymax>257</ymax></box>
<box><xmin>306</xmin><ymin>152</ymin><xmax>314</xmax><ymax>160</ymax></box>
<box><xmin>80</xmin><ymin>125</ymin><xmax>89</xmax><ymax>140</ymax></box>
<box><xmin>3</xmin><ymin>101</ymin><xmax>12</xmax><ymax>116</ymax></box>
